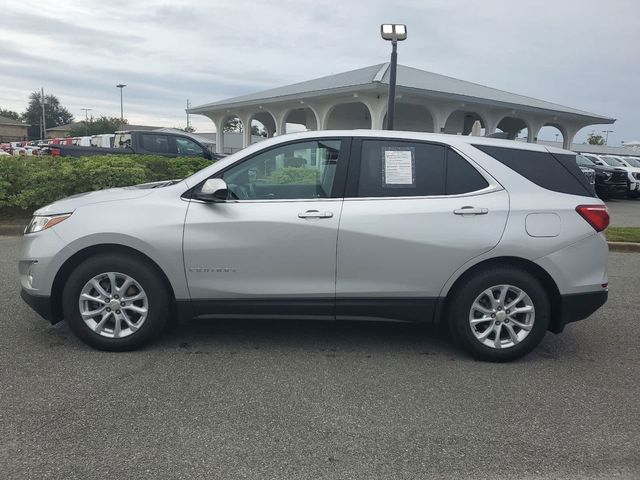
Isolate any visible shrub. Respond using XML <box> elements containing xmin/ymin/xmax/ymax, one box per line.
<box><xmin>0</xmin><ymin>154</ymin><xmax>211</xmax><ymax>213</ymax></box>
<box><xmin>266</xmin><ymin>167</ymin><xmax>319</xmax><ymax>185</ymax></box>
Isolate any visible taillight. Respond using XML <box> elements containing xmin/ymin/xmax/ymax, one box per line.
<box><xmin>51</xmin><ymin>148</ymin><xmax>60</xmax><ymax>157</ymax></box>
<box><xmin>575</xmin><ymin>204</ymin><xmax>609</xmax><ymax>232</ymax></box>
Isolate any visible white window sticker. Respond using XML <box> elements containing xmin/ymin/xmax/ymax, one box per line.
<box><xmin>383</xmin><ymin>148</ymin><xmax>415</xmax><ymax>186</ymax></box>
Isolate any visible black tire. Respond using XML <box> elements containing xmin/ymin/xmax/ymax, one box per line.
<box><xmin>447</xmin><ymin>266</ymin><xmax>550</xmax><ymax>362</ymax></box>
<box><xmin>62</xmin><ymin>253</ymin><xmax>170</xmax><ymax>351</ymax></box>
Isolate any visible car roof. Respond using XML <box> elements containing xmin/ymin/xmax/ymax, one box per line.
<box><xmin>274</xmin><ymin>129</ymin><xmax>574</xmax><ymax>154</ymax></box>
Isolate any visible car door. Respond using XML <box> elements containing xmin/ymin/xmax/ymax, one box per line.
<box><xmin>335</xmin><ymin>138</ymin><xmax>509</xmax><ymax>322</ymax></box>
<box><xmin>183</xmin><ymin>138</ymin><xmax>350</xmax><ymax>318</ymax></box>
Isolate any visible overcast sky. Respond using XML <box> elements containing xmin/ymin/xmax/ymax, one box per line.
<box><xmin>1</xmin><ymin>0</ymin><xmax>638</xmax><ymax>144</ymax></box>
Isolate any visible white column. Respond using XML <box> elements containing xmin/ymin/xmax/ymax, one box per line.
<box><xmin>212</xmin><ymin>116</ymin><xmax>224</xmax><ymax>155</ymax></box>
<box><xmin>240</xmin><ymin>114</ymin><xmax>253</xmax><ymax>148</ymax></box>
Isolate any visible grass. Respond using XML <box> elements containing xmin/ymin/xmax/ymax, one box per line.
<box><xmin>606</xmin><ymin>227</ymin><xmax>640</xmax><ymax>243</ymax></box>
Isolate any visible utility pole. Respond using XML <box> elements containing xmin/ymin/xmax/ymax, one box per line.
<box><xmin>40</xmin><ymin>88</ymin><xmax>47</xmax><ymax>139</ymax></box>
<box><xmin>603</xmin><ymin>130</ymin><xmax>613</xmax><ymax>146</ymax></box>
<box><xmin>186</xmin><ymin>99</ymin><xmax>191</xmax><ymax>130</ymax></box>
<box><xmin>80</xmin><ymin>108</ymin><xmax>93</xmax><ymax>121</ymax></box>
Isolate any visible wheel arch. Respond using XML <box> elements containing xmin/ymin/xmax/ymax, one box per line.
<box><xmin>439</xmin><ymin>256</ymin><xmax>564</xmax><ymax>333</ymax></box>
<box><xmin>50</xmin><ymin>244</ymin><xmax>181</xmax><ymax>324</ymax></box>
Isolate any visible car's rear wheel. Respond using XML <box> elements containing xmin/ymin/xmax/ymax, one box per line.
<box><xmin>62</xmin><ymin>253</ymin><xmax>170</xmax><ymax>351</ymax></box>
<box><xmin>448</xmin><ymin>266</ymin><xmax>550</xmax><ymax>362</ymax></box>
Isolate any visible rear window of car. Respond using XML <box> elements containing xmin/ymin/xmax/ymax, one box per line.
<box><xmin>141</xmin><ymin>134</ymin><xmax>170</xmax><ymax>154</ymax></box>
<box><xmin>472</xmin><ymin>145</ymin><xmax>595</xmax><ymax>197</ymax></box>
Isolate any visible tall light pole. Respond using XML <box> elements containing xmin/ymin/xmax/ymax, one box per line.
<box><xmin>40</xmin><ymin>87</ymin><xmax>47</xmax><ymax>139</ymax></box>
<box><xmin>116</xmin><ymin>84</ymin><xmax>126</xmax><ymax>127</ymax></box>
<box><xmin>380</xmin><ymin>24</ymin><xmax>407</xmax><ymax>130</ymax></box>
<box><xmin>186</xmin><ymin>98</ymin><xmax>191</xmax><ymax>130</ymax></box>
<box><xmin>602</xmin><ymin>130</ymin><xmax>613</xmax><ymax>146</ymax></box>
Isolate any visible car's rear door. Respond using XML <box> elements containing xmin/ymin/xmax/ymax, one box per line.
<box><xmin>335</xmin><ymin>138</ymin><xmax>509</xmax><ymax>322</ymax></box>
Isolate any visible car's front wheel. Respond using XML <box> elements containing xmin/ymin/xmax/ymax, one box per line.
<box><xmin>448</xmin><ymin>266</ymin><xmax>550</xmax><ymax>362</ymax></box>
<box><xmin>62</xmin><ymin>253</ymin><xmax>170</xmax><ymax>351</ymax></box>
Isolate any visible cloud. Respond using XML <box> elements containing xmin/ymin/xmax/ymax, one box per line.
<box><xmin>0</xmin><ymin>0</ymin><xmax>637</xmax><ymax>142</ymax></box>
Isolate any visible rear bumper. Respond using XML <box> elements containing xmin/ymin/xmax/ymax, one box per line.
<box><xmin>551</xmin><ymin>290</ymin><xmax>608</xmax><ymax>333</ymax></box>
<box><xmin>20</xmin><ymin>288</ymin><xmax>55</xmax><ymax>323</ymax></box>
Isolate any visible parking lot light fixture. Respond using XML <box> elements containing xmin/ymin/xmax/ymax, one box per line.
<box><xmin>116</xmin><ymin>84</ymin><xmax>127</xmax><ymax>127</ymax></box>
<box><xmin>380</xmin><ymin>24</ymin><xmax>407</xmax><ymax>130</ymax></box>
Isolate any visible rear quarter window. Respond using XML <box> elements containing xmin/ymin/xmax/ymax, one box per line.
<box><xmin>472</xmin><ymin>145</ymin><xmax>595</xmax><ymax>197</ymax></box>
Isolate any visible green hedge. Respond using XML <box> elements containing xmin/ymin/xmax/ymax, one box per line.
<box><xmin>0</xmin><ymin>154</ymin><xmax>211</xmax><ymax>213</ymax></box>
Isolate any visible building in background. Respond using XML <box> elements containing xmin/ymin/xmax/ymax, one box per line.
<box><xmin>188</xmin><ymin>63</ymin><xmax>615</xmax><ymax>154</ymax></box>
<box><xmin>0</xmin><ymin>115</ymin><xmax>29</xmax><ymax>142</ymax></box>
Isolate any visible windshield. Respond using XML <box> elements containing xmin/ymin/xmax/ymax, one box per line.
<box><xmin>576</xmin><ymin>155</ymin><xmax>595</xmax><ymax>166</ymax></box>
<box><xmin>624</xmin><ymin>157</ymin><xmax>640</xmax><ymax>168</ymax></box>
<box><xmin>603</xmin><ymin>156</ymin><xmax>624</xmax><ymax>167</ymax></box>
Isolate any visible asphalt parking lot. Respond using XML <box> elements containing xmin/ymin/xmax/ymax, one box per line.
<box><xmin>606</xmin><ymin>198</ymin><xmax>640</xmax><ymax>227</ymax></box>
<box><xmin>0</xmin><ymin>236</ymin><xmax>638</xmax><ymax>479</ymax></box>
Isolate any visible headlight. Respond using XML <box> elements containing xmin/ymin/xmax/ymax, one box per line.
<box><xmin>602</xmin><ymin>172</ymin><xmax>612</xmax><ymax>180</ymax></box>
<box><xmin>24</xmin><ymin>213</ymin><xmax>71</xmax><ymax>234</ymax></box>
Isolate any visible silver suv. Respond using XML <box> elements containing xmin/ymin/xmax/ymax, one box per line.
<box><xmin>19</xmin><ymin>131</ymin><xmax>609</xmax><ymax>361</ymax></box>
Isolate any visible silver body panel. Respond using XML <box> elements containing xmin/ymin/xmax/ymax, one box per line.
<box><xmin>19</xmin><ymin>130</ymin><xmax>608</xmax><ymax>320</ymax></box>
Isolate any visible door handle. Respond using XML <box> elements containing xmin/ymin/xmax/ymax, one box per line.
<box><xmin>298</xmin><ymin>210</ymin><xmax>333</xmax><ymax>219</ymax></box>
<box><xmin>453</xmin><ymin>206</ymin><xmax>489</xmax><ymax>215</ymax></box>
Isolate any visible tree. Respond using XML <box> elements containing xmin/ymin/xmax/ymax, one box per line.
<box><xmin>587</xmin><ymin>132</ymin><xmax>605</xmax><ymax>145</ymax></box>
<box><xmin>223</xmin><ymin>118</ymin><xmax>243</xmax><ymax>133</ymax></box>
<box><xmin>251</xmin><ymin>124</ymin><xmax>267</xmax><ymax>137</ymax></box>
<box><xmin>0</xmin><ymin>108</ymin><xmax>20</xmax><ymax>120</ymax></box>
<box><xmin>68</xmin><ymin>116</ymin><xmax>127</xmax><ymax>136</ymax></box>
<box><xmin>181</xmin><ymin>125</ymin><xmax>196</xmax><ymax>133</ymax></box>
<box><xmin>22</xmin><ymin>91</ymin><xmax>74</xmax><ymax>139</ymax></box>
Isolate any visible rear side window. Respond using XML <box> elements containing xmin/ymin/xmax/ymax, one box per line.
<box><xmin>357</xmin><ymin>140</ymin><xmax>445</xmax><ymax>197</ymax></box>
<box><xmin>141</xmin><ymin>134</ymin><xmax>170</xmax><ymax>154</ymax></box>
<box><xmin>445</xmin><ymin>149</ymin><xmax>489</xmax><ymax>194</ymax></box>
<box><xmin>473</xmin><ymin>145</ymin><xmax>594</xmax><ymax>197</ymax></box>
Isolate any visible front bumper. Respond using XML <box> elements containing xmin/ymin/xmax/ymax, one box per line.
<box><xmin>20</xmin><ymin>288</ymin><xmax>55</xmax><ymax>323</ymax></box>
<box><xmin>550</xmin><ymin>290</ymin><xmax>608</xmax><ymax>333</ymax></box>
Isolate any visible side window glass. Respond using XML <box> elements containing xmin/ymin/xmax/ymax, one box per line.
<box><xmin>176</xmin><ymin>137</ymin><xmax>204</xmax><ymax>156</ymax></box>
<box><xmin>221</xmin><ymin>140</ymin><xmax>342</xmax><ymax>200</ymax></box>
<box><xmin>357</xmin><ymin>140</ymin><xmax>445</xmax><ymax>197</ymax></box>
<box><xmin>141</xmin><ymin>134</ymin><xmax>170</xmax><ymax>153</ymax></box>
<box><xmin>445</xmin><ymin>149</ymin><xmax>489</xmax><ymax>194</ymax></box>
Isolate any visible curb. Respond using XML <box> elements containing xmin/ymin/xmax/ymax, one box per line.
<box><xmin>608</xmin><ymin>241</ymin><xmax>640</xmax><ymax>253</ymax></box>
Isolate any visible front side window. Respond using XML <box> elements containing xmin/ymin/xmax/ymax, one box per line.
<box><xmin>176</xmin><ymin>137</ymin><xmax>204</xmax><ymax>156</ymax></box>
<box><xmin>141</xmin><ymin>134</ymin><xmax>170</xmax><ymax>153</ymax></box>
<box><xmin>221</xmin><ymin>140</ymin><xmax>342</xmax><ymax>200</ymax></box>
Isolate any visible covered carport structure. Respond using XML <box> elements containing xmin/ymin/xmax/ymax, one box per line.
<box><xmin>188</xmin><ymin>63</ymin><xmax>615</xmax><ymax>154</ymax></box>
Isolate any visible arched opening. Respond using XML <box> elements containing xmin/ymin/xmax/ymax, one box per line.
<box><xmin>382</xmin><ymin>103</ymin><xmax>434</xmax><ymax>132</ymax></box>
<box><xmin>496</xmin><ymin>116</ymin><xmax>529</xmax><ymax>141</ymax></box>
<box><xmin>538</xmin><ymin>124</ymin><xmax>566</xmax><ymax>146</ymax></box>
<box><xmin>325</xmin><ymin>102</ymin><xmax>371</xmax><ymax>130</ymax></box>
<box><xmin>283</xmin><ymin>107</ymin><xmax>318</xmax><ymax>133</ymax></box>
<box><xmin>220</xmin><ymin>114</ymin><xmax>245</xmax><ymax>154</ymax></box>
<box><xmin>249</xmin><ymin>111</ymin><xmax>276</xmax><ymax>144</ymax></box>
<box><xmin>444</xmin><ymin>110</ymin><xmax>487</xmax><ymax>136</ymax></box>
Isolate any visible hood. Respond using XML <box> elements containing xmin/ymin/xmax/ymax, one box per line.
<box><xmin>33</xmin><ymin>182</ymin><xmax>169</xmax><ymax>216</ymax></box>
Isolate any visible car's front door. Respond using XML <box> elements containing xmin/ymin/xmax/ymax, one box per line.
<box><xmin>335</xmin><ymin>138</ymin><xmax>509</xmax><ymax>322</ymax></box>
<box><xmin>183</xmin><ymin>138</ymin><xmax>350</xmax><ymax>318</ymax></box>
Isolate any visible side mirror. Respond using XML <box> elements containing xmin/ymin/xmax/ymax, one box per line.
<box><xmin>192</xmin><ymin>178</ymin><xmax>228</xmax><ymax>202</ymax></box>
